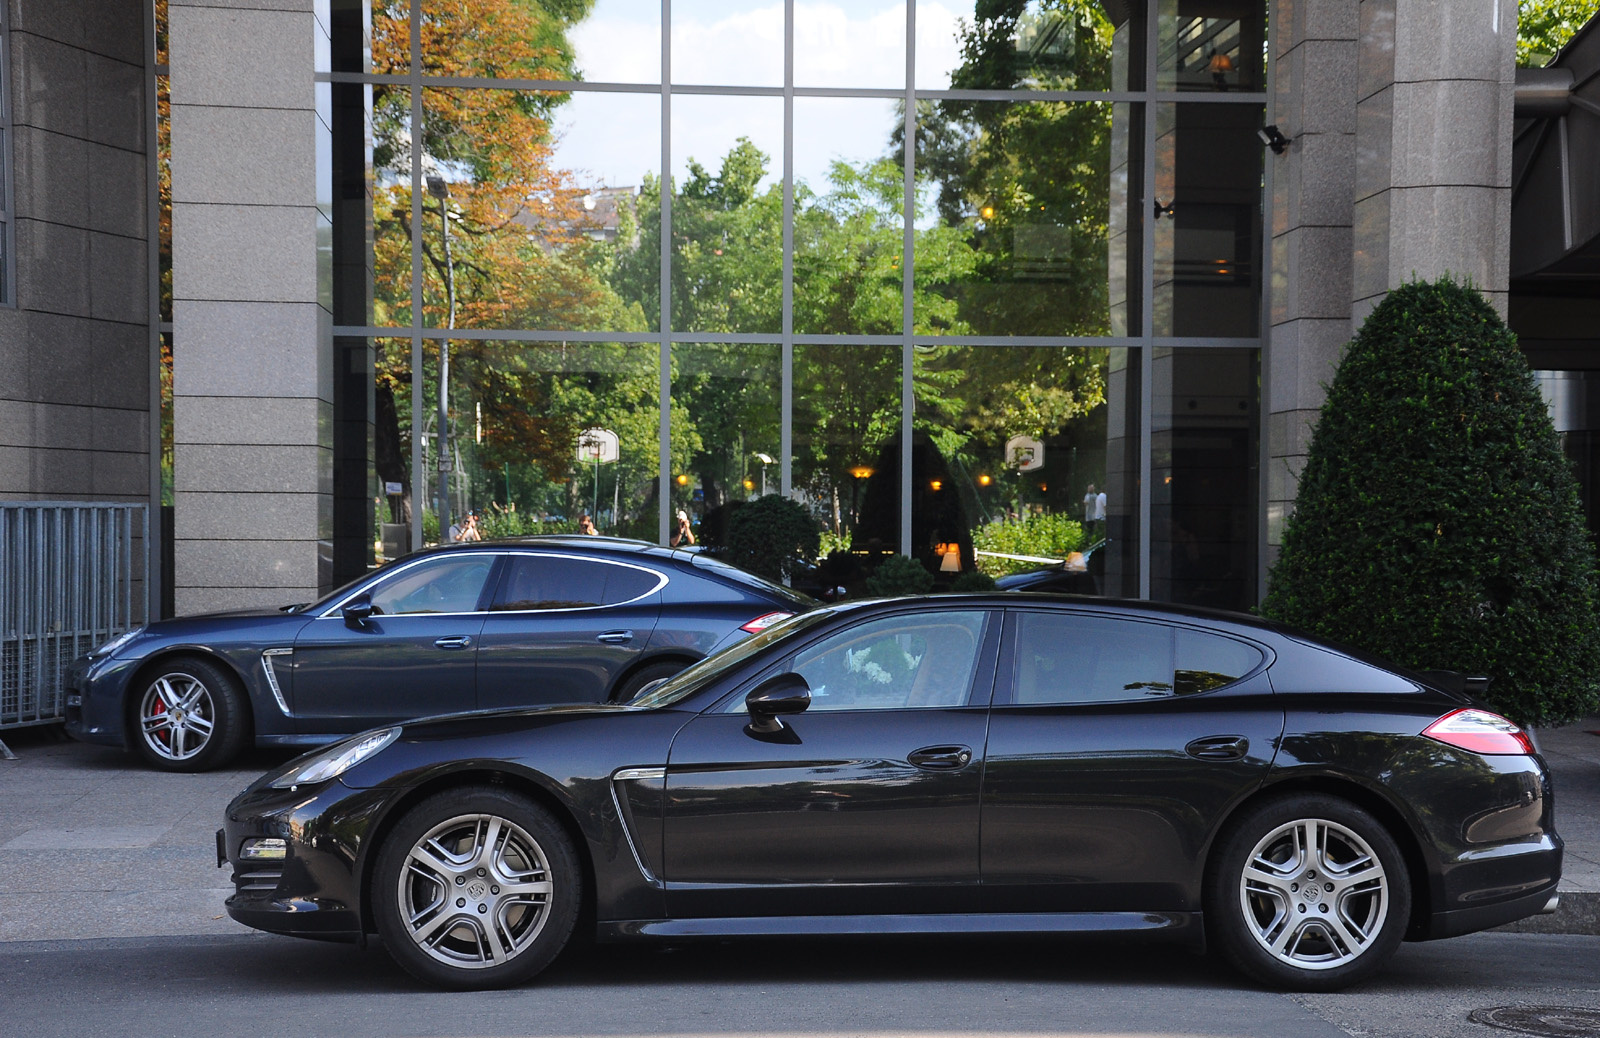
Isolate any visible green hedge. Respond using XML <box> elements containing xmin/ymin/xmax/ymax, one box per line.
<box><xmin>1261</xmin><ymin>278</ymin><xmax>1600</xmax><ymax>726</ymax></box>
<box><xmin>971</xmin><ymin>513</ymin><xmax>1087</xmax><ymax>576</ymax></box>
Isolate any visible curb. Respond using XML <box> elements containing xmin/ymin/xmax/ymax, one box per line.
<box><xmin>1495</xmin><ymin>889</ymin><xmax>1600</xmax><ymax>936</ymax></box>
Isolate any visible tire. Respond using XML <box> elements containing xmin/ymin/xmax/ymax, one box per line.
<box><xmin>130</xmin><ymin>656</ymin><xmax>250</xmax><ymax>772</ymax></box>
<box><xmin>1206</xmin><ymin>794</ymin><xmax>1411</xmax><ymax>991</ymax></box>
<box><xmin>373</xmin><ymin>787</ymin><xmax>581</xmax><ymax>990</ymax></box>
<box><xmin>610</xmin><ymin>660</ymin><xmax>688</xmax><ymax>703</ymax></box>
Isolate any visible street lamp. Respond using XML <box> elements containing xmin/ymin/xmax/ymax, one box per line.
<box><xmin>752</xmin><ymin>452</ymin><xmax>775</xmax><ymax>497</ymax></box>
<box><xmin>427</xmin><ymin>176</ymin><xmax>456</xmax><ymax>536</ymax></box>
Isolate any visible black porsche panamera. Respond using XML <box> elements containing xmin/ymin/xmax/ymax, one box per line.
<box><xmin>219</xmin><ymin>594</ymin><xmax>1560</xmax><ymax>991</ymax></box>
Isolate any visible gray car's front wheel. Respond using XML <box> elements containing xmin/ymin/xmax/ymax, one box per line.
<box><xmin>373</xmin><ymin>787</ymin><xmax>581</xmax><ymax>990</ymax></box>
<box><xmin>130</xmin><ymin>656</ymin><xmax>249</xmax><ymax>772</ymax></box>
<box><xmin>1206</xmin><ymin>794</ymin><xmax>1410</xmax><ymax>991</ymax></box>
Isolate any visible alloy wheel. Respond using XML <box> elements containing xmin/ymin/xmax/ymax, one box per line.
<box><xmin>138</xmin><ymin>672</ymin><xmax>216</xmax><ymax>762</ymax></box>
<box><xmin>1237</xmin><ymin>817</ymin><xmax>1389</xmax><ymax>970</ymax></box>
<box><xmin>395</xmin><ymin>812</ymin><xmax>555</xmax><ymax>969</ymax></box>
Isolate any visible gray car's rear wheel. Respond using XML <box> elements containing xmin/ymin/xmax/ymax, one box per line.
<box><xmin>374</xmin><ymin>787</ymin><xmax>580</xmax><ymax>990</ymax></box>
<box><xmin>1207</xmin><ymin>794</ymin><xmax>1410</xmax><ymax>991</ymax></box>
<box><xmin>611</xmin><ymin>660</ymin><xmax>688</xmax><ymax>703</ymax></box>
<box><xmin>130</xmin><ymin>656</ymin><xmax>249</xmax><ymax>772</ymax></box>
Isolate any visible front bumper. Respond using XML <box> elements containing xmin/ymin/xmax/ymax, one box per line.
<box><xmin>63</xmin><ymin>654</ymin><xmax>142</xmax><ymax>748</ymax></box>
<box><xmin>220</xmin><ymin>780</ymin><xmax>393</xmax><ymax>942</ymax></box>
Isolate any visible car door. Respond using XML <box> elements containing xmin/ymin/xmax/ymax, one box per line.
<box><xmin>981</xmin><ymin>608</ymin><xmax>1283</xmax><ymax>914</ymax></box>
<box><xmin>662</xmin><ymin>607</ymin><xmax>1000</xmax><ymax>919</ymax></box>
<box><xmin>290</xmin><ymin>552</ymin><xmax>496</xmax><ymax>734</ymax></box>
<box><xmin>475</xmin><ymin>552</ymin><xmax>665</xmax><ymax>709</ymax></box>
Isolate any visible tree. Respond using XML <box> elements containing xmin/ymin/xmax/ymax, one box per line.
<box><xmin>367</xmin><ymin>0</ymin><xmax>654</xmax><ymax>528</ymax></box>
<box><xmin>1518</xmin><ymin>0</ymin><xmax>1599</xmax><ymax>66</ymax></box>
<box><xmin>1261</xmin><ymin>279</ymin><xmax>1600</xmax><ymax>726</ymax></box>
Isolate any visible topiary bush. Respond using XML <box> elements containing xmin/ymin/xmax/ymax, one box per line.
<box><xmin>1261</xmin><ymin>278</ymin><xmax>1600</xmax><ymax>726</ymax></box>
<box><xmin>722</xmin><ymin>494</ymin><xmax>822</xmax><ymax>584</ymax></box>
<box><xmin>862</xmin><ymin>553</ymin><xmax>935</xmax><ymax>597</ymax></box>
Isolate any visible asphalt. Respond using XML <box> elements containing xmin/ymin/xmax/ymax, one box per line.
<box><xmin>0</xmin><ymin>717</ymin><xmax>1598</xmax><ymax>944</ymax></box>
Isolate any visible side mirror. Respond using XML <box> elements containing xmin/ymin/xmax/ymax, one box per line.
<box><xmin>342</xmin><ymin>593</ymin><xmax>374</xmax><ymax>629</ymax></box>
<box><xmin>745</xmin><ymin>672</ymin><xmax>811</xmax><ymax>734</ymax></box>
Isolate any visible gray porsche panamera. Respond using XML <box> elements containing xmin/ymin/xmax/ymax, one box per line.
<box><xmin>66</xmin><ymin>536</ymin><xmax>811</xmax><ymax>771</ymax></box>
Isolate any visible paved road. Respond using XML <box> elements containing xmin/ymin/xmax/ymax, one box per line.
<box><xmin>1</xmin><ymin>929</ymin><xmax>1597</xmax><ymax>1038</ymax></box>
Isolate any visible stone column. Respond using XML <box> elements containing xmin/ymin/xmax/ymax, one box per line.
<box><xmin>1265</xmin><ymin>0</ymin><xmax>1359</xmax><ymax>558</ymax></box>
<box><xmin>169</xmin><ymin>0</ymin><xmax>332</xmax><ymax>613</ymax></box>
<box><xmin>1353</xmin><ymin>0</ymin><xmax>1517</xmax><ymax>321</ymax></box>
<box><xmin>0</xmin><ymin>0</ymin><xmax>149</xmax><ymax>503</ymax></box>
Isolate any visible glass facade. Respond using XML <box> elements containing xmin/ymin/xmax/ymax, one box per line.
<box><xmin>328</xmin><ymin>0</ymin><xmax>1267</xmax><ymax>609</ymax></box>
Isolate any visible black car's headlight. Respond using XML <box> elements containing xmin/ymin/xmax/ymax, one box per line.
<box><xmin>90</xmin><ymin>627</ymin><xmax>145</xmax><ymax>658</ymax></box>
<box><xmin>268</xmin><ymin>727</ymin><xmax>401</xmax><ymax>789</ymax></box>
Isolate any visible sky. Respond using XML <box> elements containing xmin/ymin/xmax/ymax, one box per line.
<box><xmin>555</xmin><ymin>0</ymin><xmax>969</xmax><ymax>194</ymax></box>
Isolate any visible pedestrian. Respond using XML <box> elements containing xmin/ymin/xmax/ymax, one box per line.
<box><xmin>578</xmin><ymin>513</ymin><xmax>597</xmax><ymax>535</ymax></box>
<box><xmin>448</xmin><ymin>511</ymin><xmax>481</xmax><ymax>542</ymax></box>
<box><xmin>671</xmin><ymin>509</ymin><xmax>695</xmax><ymax>547</ymax></box>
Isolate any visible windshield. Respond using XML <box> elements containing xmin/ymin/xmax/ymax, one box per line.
<box><xmin>630</xmin><ymin>609</ymin><xmax>834</xmax><ymax>709</ymax></box>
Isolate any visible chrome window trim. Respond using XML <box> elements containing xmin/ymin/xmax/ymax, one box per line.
<box><xmin>260</xmin><ymin>648</ymin><xmax>294</xmax><ymax>716</ymax></box>
<box><xmin>317</xmin><ymin>551</ymin><xmax>503</xmax><ymax>619</ymax></box>
<box><xmin>488</xmin><ymin>551</ymin><xmax>669</xmax><ymax>614</ymax></box>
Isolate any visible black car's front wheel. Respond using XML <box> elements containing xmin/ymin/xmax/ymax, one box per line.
<box><xmin>1207</xmin><ymin>794</ymin><xmax>1410</xmax><ymax>991</ymax></box>
<box><xmin>131</xmin><ymin>656</ymin><xmax>249</xmax><ymax>772</ymax></box>
<box><xmin>374</xmin><ymin>787</ymin><xmax>581</xmax><ymax>990</ymax></box>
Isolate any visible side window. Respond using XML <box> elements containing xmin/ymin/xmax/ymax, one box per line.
<box><xmin>1011</xmin><ymin>613</ymin><xmax>1260</xmax><ymax>705</ymax></box>
<box><xmin>1175</xmin><ymin>628</ymin><xmax>1263</xmax><ymax>695</ymax></box>
<box><xmin>492</xmin><ymin>556</ymin><xmax>660</xmax><ymax>611</ymax></box>
<box><xmin>366</xmin><ymin>555</ymin><xmax>494</xmax><ymax>615</ymax></box>
<box><xmin>741</xmin><ymin>611</ymin><xmax>989</xmax><ymax>712</ymax></box>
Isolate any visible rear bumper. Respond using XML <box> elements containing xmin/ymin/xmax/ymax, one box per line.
<box><xmin>1420</xmin><ymin>876</ymin><xmax>1563</xmax><ymax>940</ymax></box>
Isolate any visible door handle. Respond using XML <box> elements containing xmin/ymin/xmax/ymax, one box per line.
<box><xmin>597</xmin><ymin>630</ymin><xmax>634</xmax><ymax>644</ymax></box>
<box><xmin>908</xmin><ymin>745</ymin><xmax>973</xmax><ymax>770</ymax></box>
<box><xmin>434</xmin><ymin>636</ymin><xmax>473</xmax><ymax>650</ymax></box>
<box><xmin>1185</xmin><ymin>735</ymin><xmax>1249</xmax><ymax>761</ymax></box>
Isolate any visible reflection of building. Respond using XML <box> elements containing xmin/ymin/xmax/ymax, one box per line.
<box><xmin>0</xmin><ymin>0</ymin><xmax>1588</xmax><ymax>619</ymax></box>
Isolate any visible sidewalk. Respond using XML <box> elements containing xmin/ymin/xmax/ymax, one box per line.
<box><xmin>1</xmin><ymin>718</ymin><xmax>1598</xmax><ymax>943</ymax></box>
<box><xmin>1500</xmin><ymin>716</ymin><xmax>1600</xmax><ymax>934</ymax></box>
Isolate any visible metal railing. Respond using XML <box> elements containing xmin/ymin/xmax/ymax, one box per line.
<box><xmin>1</xmin><ymin>503</ymin><xmax>148</xmax><ymax>744</ymax></box>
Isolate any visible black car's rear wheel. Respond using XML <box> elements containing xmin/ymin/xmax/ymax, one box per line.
<box><xmin>1207</xmin><ymin>794</ymin><xmax>1410</xmax><ymax>991</ymax></box>
<box><xmin>374</xmin><ymin>787</ymin><xmax>580</xmax><ymax>990</ymax></box>
<box><xmin>131</xmin><ymin>656</ymin><xmax>248</xmax><ymax>772</ymax></box>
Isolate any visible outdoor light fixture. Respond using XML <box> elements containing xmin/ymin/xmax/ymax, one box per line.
<box><xmin>675</xmin><ymin>474</ymin><xmax>689</xmax><ymax>486</ymax></box>
<box><xmin>979</xmin><ymin>205</ymin><xmax>995</xmax><ymax>220</ymax></box>
<box><xmin>930</xmin><ymin>479</ymin><xmax>943</xmax><ymax>491</ymax></box>
<box><xmin>426</xmin><ymin>174</ymin><xmax>450</xmax><ymax>198</ymax></box>
<box><xmin>1257</xmin><ymin>124</ymin><xmax>1289</xmax><ymax>154</ymax></box>
<box><xmin>978</xmin><ymin>474</ymin><xmax>992</xmax><ymax>486</ymax></box>
<box><xmin>849</xmin><ymin>465</ymin><xmax>874</xmax><ymax>479</ymax></box>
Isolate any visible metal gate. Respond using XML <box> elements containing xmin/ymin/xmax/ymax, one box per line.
<box><xmin>1</xmin><ymin>503</ymin><xmax>148</xmax><ymax>738</ymax></box>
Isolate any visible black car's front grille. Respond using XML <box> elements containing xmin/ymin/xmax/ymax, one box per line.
<box><xmin>233</xmin><ymin>866</ymin><xmax>285</xmax><ymax>895</ymax></box>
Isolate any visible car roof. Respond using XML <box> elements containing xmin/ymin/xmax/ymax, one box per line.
<box><xmin>420</xmin><ymin>535</ymin><xmax>664</xmax><ymax>557</ymax></box>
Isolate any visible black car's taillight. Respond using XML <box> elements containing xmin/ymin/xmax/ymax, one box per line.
<box><xmin>1421</xmin><ymin>707</ymin><xmax>1535</xmax><ymax>756</ymax></box>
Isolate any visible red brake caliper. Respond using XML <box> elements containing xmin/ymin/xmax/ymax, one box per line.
<box><xmin>150</xmin><ymin>697</ymin><xmax>169</xmax><ymax>746</ymax></box>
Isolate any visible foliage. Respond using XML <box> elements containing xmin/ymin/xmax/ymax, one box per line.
<box><xmin>972</xmin><ymin>513</ymin><xmax>1088</xmax><ymax>576</ymax></box>
<box><xmin>948</xmin><ymin>571</ymin><xmax>998</xmax><ymax>593</ymax></box>
<box><xmin>1518</xmin><ymin>0</ymin><xmax>1599</xmax><ymax>66</ymax></box>
<box><xmin>1261</xmin><ymin>279</ymin><xmax>1600</xmax><ymax>726</ymax></box>
<box><xmin>862</xmin><ymin>554</ymin><xmax>936</xmax><ymax>597</ymax></box>
<box><xmin>722</xmin><ymin>495</ymin><xmax>823</xmax><ymax>584</ymax></box>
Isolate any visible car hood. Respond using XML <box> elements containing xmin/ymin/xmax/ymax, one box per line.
<box><xmin>396</xmin><ymin>702</ymin><xmax>646</xmax><ymax>740</ymax></box>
